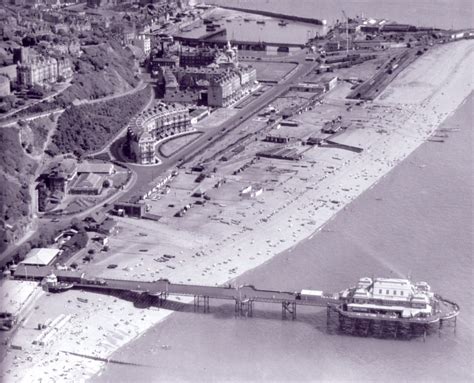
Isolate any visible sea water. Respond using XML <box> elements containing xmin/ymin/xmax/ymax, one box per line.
<box><xmin>94</xmin><ymin>97</ymin><xmax>473</xmax><ymax>382</ymax></box>
<box><xmin>208</xmin><ymin>0</ymin><xmax>473</xmax><ymax>30</ymax></box>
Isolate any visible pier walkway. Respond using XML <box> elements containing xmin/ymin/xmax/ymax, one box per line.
<box><xmin>12</xmin><ymin>265</ymin><xmax>339</xmax><ymax>318</ymax></box>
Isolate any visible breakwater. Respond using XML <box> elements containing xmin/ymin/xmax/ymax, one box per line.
<box><xmin>216</xmin><ymin>5</ymin><xmax>324</xmax><ymax>25</ymax></box>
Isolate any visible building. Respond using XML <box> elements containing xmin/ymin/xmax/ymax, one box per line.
<box><xmin>39</xmin><ymin>159</ymin><xmax>77</xmax><ymax>193</ymax></box>
<box><xmin>163</xmin><ymin>67</ymin><xmax>179</xmax><ymax>92</ymax></box>
<box><xmin>13</xmin><ymin>47</ymin><xmax>30</xmax><ymax>64</ymax></box>
<box><xmin>150</xmin><ymin>56</ymin><xmax>179</xmax><ymax>75</ymax></box>
<box><xmin>127</xmin><ymin>103</ymin><xmax>191</xmax><ymax>164</ymax></box>
<box><xmin>20</xmin><ymin>248</ymin><xmax>60</xmax><ymax>266</ymax></box>
<box><xmin>207</xmin><ymin>65</ymin><xmax>256</xmax><ymax>107</ymax></box>
<box><xmin>325</xmin><ymin>39</ymin><xmax>352</xmax><ymax>52</ymax></box>
<box><xmin>353</xmin><ymin>39</ymin><xmax>387</xmax><ymax>50</ymax></box>
<box><xmin>17</xmin><ymin>56</ymin><xmax>73</xmax><ymax>87</ymax></box>
<box><xmin>77</xmin><ymin>162</ymin><xmax>115</xmax><ymax>175</ymax></box>
<box><xmin>0</xmin><ymin>75</ymin><xmax>10</xmax><ymax>97</ymax></box>
<box><xmin>290</xmin><ymin>82</ymin><xmax>325</xmax><ymax>93</ymax></box>
<box><xmin>179</xmin><ymin>42</ymin><xmax>238</xmax><ymax>68</ymax></box>
<box><xmin>179</xmin><ymin>45</ymin><xmax>219</xmax><ymax>67</ymax></box>
<box><xmin>83</xmin><ymin>212</ymin><xmax>107</xmax><ymax>230</ymax></box>
<box><xmin>319</xmin><ymin>75</ymin><xmax>338</xmax><ymax>92</ymax></box>
<box><xmin>133</xmin><ymin>33</ymin><xmax>151</xmax><ymax>56</ymax></box>
<box><xmin>69</xmin><ymin>173</ymin><xmax>103</xmax><ymax>195</ymax></box>
<box><xmin>84</xmin><ymin>212</ymin><xmax>117</xmax><ymax>234</ymax></box>
<box><xmin>114</xmin><ymin>201</ymin><xmax>146</xmax><ymax>218</ymax></box>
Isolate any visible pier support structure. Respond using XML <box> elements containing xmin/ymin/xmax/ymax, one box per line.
<box><xmin>282</xmin><ymin>301</ymin><xmax>296</xmax><ymax>320</ymax></box>
<box><xmin>194</xmin><ymin>295</ymin><xmax>210</xmax><ymax>313</ymax></box>
<box><xmin>439</xmin><ymin>316</ymin><xmax>457</xmax><ymax>337</ymax></box>
<box><xmin>235</xmin><ymin>299</ymin><xmax>253</xmax><ymax>317</ymax></box>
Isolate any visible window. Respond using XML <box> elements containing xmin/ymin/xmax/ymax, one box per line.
<box><xmin>393</xmin><ymin>291</ymin><xmax>397</xmax><ymax>295</ymax></box>
<box><xmin>378</xmin><ymin>289</ymin><xmax>382</xmax><ymax>294</ymax></box>
<box><xmin>400</xmin><ymin>291</ymin><xmax>404</xmax><ymax>296</ymax></box>
<box><xmin>386</xmin><ymin>290</ymin><xmax>390</xmax><ymax>294</ymax></box>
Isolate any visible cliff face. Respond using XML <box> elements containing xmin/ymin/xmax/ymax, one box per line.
<box><xmin>0</xmin><ymin>127</ymin><xmax>37</xmax><ymax>252</ymax></box>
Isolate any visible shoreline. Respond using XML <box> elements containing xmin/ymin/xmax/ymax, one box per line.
<box><xmin>96</xmin><ymin>91</ymin><xmax>473</xmax><ymax>383</ymax></box>
<box><xmin>95</xmin><ymin>39</ymin><xmax>473</xmax><ymax>379</ymax></box>
<box><xmin>1</xmin><ymin>39</ymin><xmax>473</xmax><ymax>382</ymax></box>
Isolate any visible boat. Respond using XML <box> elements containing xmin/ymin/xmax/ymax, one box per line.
<box><xmin>47</xmin><ymin>282</ymin><xmax>74</xmax><ymax>293</ymax></box>
<box><xmin>332</xmin><ymin>277</ymin><xmax>460</xmax><ymax>338</ymax></box>
<box><xmin>42</xmin><ymin>273</ymin><xmax>74</xmax><ymax>293</ymax></box>
<box><xmin>244</xmin><ymin>18</ymin><xmax>250</xmax><ymax>22</ymax></box>
<box><xmin>256</xmin><ymin>20</ymin><xmax>266</xmax><ymax>25</ymax></box>
<box><xmin>278</xmin><ymin>20</ymin><xmax>289</xmax><ymax>26</ymax></box>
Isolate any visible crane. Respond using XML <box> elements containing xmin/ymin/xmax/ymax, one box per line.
<box><xmin>341</xmin><ymin>10</ymin><xmax>349</xmax><ymax>56</ymax></box>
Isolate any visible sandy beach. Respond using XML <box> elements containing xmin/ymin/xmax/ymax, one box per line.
<box><xmin>1</xmin><ymin>39</ymin><xmax>473</xmax><ymax>383</ymax></box>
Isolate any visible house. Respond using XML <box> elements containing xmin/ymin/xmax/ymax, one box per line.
<box><xmin>97</xmin><ymin>218</ymin><xmax>117</xmax><ymax>235</ymax></box>
<box><xmin>40</xmin><ymin>159</ymin><xmax>77</xmax><ymax>193</ymax></box>
<box><xmin>20</xmin><ymin>248</ymin><xmax>60</xmax><ymax>266</ymax></box>
<box><xmin>83</xmin><ymin>212</ymin><xmax>107</xmax><ymax>231</ymax></box>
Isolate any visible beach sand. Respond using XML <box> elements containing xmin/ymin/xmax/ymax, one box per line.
<box><xmin>1</xmin><ymin>39</ymin><xmax>473</xmax><ymax>382</ymax></box>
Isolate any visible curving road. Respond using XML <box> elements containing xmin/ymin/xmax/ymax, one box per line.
<box><xmin>119</xmin><ymin>59</ymin><xmax>318</xmax><ymax>201</ymax></box>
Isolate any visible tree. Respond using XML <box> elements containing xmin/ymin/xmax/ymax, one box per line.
<box><xmin>28</xmin><ymin>84</ymin><xmax>45</xmax><ymax>97</ymax></box>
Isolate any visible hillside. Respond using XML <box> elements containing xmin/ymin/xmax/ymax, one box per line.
<box><xmin>59</xmin><ymin>41</ymin><xmax>140</xmax><ymax>103</ymax></box>
<box><xmin>47</xmin><ymin>87</ymin><xmax>150</xmax><ymax>157</ymax></box>
<box><xmin>15</xmin><ymin>41</ymin><xmax>140</xmax><ymax>116</ymax></box>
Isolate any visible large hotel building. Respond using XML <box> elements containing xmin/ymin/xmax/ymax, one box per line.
<box><xmin>127</xmin><ymin>103</ymin><xmax>191</xmax><ymax>164</ymax></box>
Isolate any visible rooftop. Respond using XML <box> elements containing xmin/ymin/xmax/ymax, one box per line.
<box><xmin>20</xmin><ymin>248</ymin><xmax>60</xmax><ymax>266</ymax></box>
<box><xmin>77</xmin><ymin>162</ymin><xmax>114</xmax><ymax>174</ymax></box>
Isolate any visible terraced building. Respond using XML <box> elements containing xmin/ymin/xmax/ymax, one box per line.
<box><xmin>127</xmin><ymin>103</ymin><xmax>191</xmax><ymax>164</ymax></box>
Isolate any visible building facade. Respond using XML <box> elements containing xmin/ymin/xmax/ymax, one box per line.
<box><xmin>179</xmin><ymin>45</ymin><xmax>219</xmax><ymax>67</ymax></box>
<box><xmin>17</xmin><ymin>56</ymin><xmax>73</xmax><ymax>86</ymax></box>
<box><xmin>133</xmin><ymin>33</ymin><xmax>151</xmax><ymax>55</ymax></box>
<box><xmin>207</xmin><ymin>65</ymin><xmax>257</xmax><ymax>107</ymax></box>
<box><xmin>127</xmin><ymin>103</ymin><xmax>191</xmax><ymax>164</ymax></box>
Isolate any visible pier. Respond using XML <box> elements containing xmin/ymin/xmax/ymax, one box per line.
<box><xmin>9</xmin><ymin>265</ymin><xmax>459</xmax><ymax>340</ymax></box>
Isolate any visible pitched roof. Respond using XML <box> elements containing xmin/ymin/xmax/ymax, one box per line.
<box><xmin>21</xmin><ymin>248</ymin><xmax>60</xmax><ymax>266</ymax></box>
